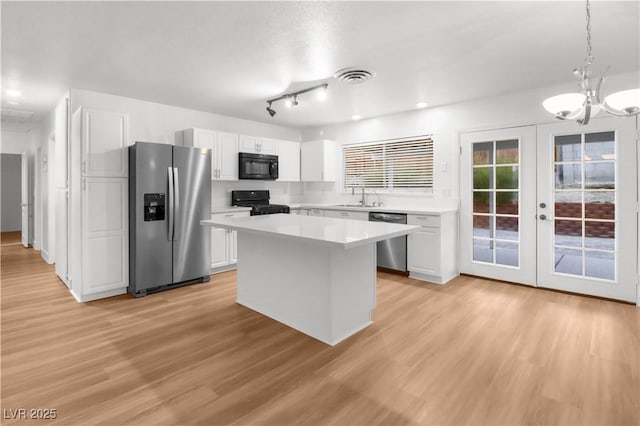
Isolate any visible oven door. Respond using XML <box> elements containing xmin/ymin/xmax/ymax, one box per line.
<box><xmin>239</xmin><ymin>153</ymin><xmax>278</xmax><ymax>180</ymax></box>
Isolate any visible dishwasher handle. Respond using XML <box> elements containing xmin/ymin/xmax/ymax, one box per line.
<box><xmin>368</xmin><ymin>212</ymin><xmax>407</xmax><ymax>224</ymax></box>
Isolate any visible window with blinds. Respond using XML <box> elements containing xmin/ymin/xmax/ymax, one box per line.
<box><xmin>343</xmin><ymin>136</ymin><xmax>434</xmax><ymax>190</ymax></box>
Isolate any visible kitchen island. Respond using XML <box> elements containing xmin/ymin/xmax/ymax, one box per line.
<box><xmin>201</xmin><ymin>214</ymin><xmax>419</xmax><ymax>345</ymax></box>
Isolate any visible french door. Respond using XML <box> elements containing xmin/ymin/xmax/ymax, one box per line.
<box><xmin>460</xmin><ymin>118</ymin><xmax>638</xmax><ymax>303</ymax></box>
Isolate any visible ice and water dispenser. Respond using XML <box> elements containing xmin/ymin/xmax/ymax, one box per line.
<box><xmin>143</xmin><ymin>193</ymin><xmax>165</xmax><ymax>221</ymax></box>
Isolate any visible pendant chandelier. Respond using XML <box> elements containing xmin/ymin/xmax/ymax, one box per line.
<box><xmin>542</xmin><ymin>0</ymin><xmax>640</xmax><ymax>125</ymax></box>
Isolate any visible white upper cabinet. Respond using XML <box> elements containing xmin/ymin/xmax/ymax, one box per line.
<box><xmin>82</xmin><ymin>109</ymin><xmax>128</xmax><ymax>177</ymax></box>
<box><xmin>239</xmin><ymin>135</ymin><xmax>276</xmax><ymax>154</ymax></box>
<box><xmin>301</xmin><ymin>140</ymin><xmax>338</xmax><ymax>182</ymax></box>
<box><xmin>184</xmin><ymin>128</ymin><xmax>238</xmax><ymax>180</ymax></box>
<box><xmin>277</xmin><ymin>140</ymin><xmax>300</xmax><ymax>182</ymax></box>
<box><xmin>217</xmin><ymin>132</ymin><xmax>239</xmax><ymax>180</ymax></box>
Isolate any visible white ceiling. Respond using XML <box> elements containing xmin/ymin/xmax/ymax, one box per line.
<box><xmin>2</xmin><ymin>1</ymin><xmax>638</xmax><ymax>130</ymax></box>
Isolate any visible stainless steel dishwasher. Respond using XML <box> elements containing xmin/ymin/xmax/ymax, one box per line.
<box><xmin>368</xmin><ymin>212</ymin><xmax>407</xmax><ymax>272</ymax></box>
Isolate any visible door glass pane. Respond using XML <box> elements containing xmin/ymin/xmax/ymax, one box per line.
<box><xmin>496</xmin><ymin>241</ymin><xmax>519</xmax><ymax>267</ymax></box>
<box><xmin>585</xmin><ymin>250</ymin><xmax>615</xmax><ymax>280</ymax></box>
<box><xmin>585</xmin><ymin>191</ymin><xmax>614</xmax><ymax>220</ymax></box>
<box><xmin>471</xmin><ymin>139</ymin><xmax>519</xmax><ymax>268</ymax></box>
<box><xmin>555</xmin><ymin>247</ymin><xmax>583</xmax><ymax>275</ymax></box>
<box><xmin>473</xmin><ymin>215</ymin><xmax>493</xmax><ymax>238</ymax></box>
<box><xmin>555</xmin><ymin>163</ymin><xmax>582</xmax><ymax>189</ymax></box>
<box><xmin>473</xmin><ymin>142</ymin><xmax>493</xmax><ymax>165</ymax></box>
<box><xmin>496</xmin><ymin>192</ymin><xmax>518</xmax><ymax>214</ymax></box>
<box><xmin>585</xmin><ymin>131</ymin><xmax>615</xmax><ymax>160</ymax></box>
<box><xmin>555</xmin><ymin>191</ymin><xmax>582</xmax><ymax>218</ymax></box>
<box><xmin>555</xmin><ymin>134</ymin><xmax>581</xmax><ymax>161</ymax></box>
<box><xmin>496</xmin><ymin>140</ymin><xmax>518</xmax><ymax>164</ymax></box>
<box><xmin>496</xmin><ymin>166</ymin><xmax>518</xmax><ymax>189</ymax></box>
<box><xmin>552</xmin><ymin>130</ymin><xmax>616</xmax><ymax>282</ymax></box>
<box><xmin>473</xmin><ymin>167</ymin><xmax>493</xmax><ymax>189</ymax></box>
<box><xmin>555</xmin><ymin>219</ymin><xmax>582</xmax><ymax>247</ymax></box>
<box><xmin>473</xmin><ymin>238</ymin><xmax>493</xmax><ymax>263</ymax></box>
<box><xmin>585</xmin><ymin>221</ymin><xmax>615</xmax><ymax>250</ymax></box>
<box><xmin>496</xmin><ymin>216</ymin><xmax>518</xmax><ymax>241</ymax></box>
<box><xmin>585</xmin><ymin>162</ymin><xmax>614</xmax><ymax>189</ymax></box>
<box><xmin>473</xmin><ymin>192</ymin><xmax>493</xmax><ymax>213</ymax></box>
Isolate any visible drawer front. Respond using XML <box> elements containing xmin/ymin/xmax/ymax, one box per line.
<box><xmin>324</xmin><ymin>210</ymin><xmax>368</xmax><ymax>221</ymax></box>
<box><xmin>211</xmin><ymin>211</ymin><xmax>251</xmax><ymax>221</ymax></box>
<box><xmin>408</xmin><ymin>214</ymin><xmax>440</xmax><ymax>228</ymax></box>
<box><xmin>309</xmin><ymin>208</ymin><xmax>325</xmax><ymax>217</ymax></box>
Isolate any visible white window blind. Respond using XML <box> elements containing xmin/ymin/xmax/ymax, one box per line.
<box><xmin>343</xmin><ymin>136</ymin><xmax>434</xmax><ymax>190</ymax></box>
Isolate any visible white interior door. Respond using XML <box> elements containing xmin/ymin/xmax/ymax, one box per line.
<box><xmin>460</xmin><ymin>126</ymin><xmax>537</xmax><ymax>285</ymax></box>
<box><xmin>20</xmin><ymin>152</ymin><xmax>29</xmax><ymax>247</ymax></box>
<box><xmin>461</xmin><ymin>119</ymin><xmax>638</xmax><ymax>303</ymax></box>
<box><xmin>537</xmin><ymin>118</ymin><xmax>637</xmax><ymax>302</ymax></box>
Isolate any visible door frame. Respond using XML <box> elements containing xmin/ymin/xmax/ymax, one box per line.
<box><xmin>20</xmin><ymin>152</ymin><xmax>29</xmax><ymax>248</ymax></box>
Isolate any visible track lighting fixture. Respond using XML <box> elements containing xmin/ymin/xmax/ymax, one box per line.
<box><xmin>265</xmin><ymin>83</ymin><xmax>328</xmax><ymax>118</ymax></box>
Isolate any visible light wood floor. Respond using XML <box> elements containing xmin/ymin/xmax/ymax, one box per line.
<box><xmin>2</xmin><ymin>239</ymin><xmax>639</xmax><ymax>425</ymax></box>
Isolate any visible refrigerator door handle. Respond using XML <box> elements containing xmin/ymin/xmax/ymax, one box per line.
<box><xmin>168</xmin><ymin>166</ymin><xmax>174</xmax><ymax>241</ymax></box>
<box><xmin>173</xmin><ymin>167</ymin><xmax>180</xmax><ymax>241</ymax></box>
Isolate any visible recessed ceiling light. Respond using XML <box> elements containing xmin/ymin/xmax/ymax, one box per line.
<box><xmin>416</xmin><ymin>102</ymin><xmax>428</xmax><ymax>109</ymax></box>
<box><xmin>352</xmin><ymin>114</ymin><xmax>361</xmax><ymax>121</ymax></box>
<box><xmin>6</xmin><ymin>89</ymin><xmax>22</xmax><ymax>98</ymax></box>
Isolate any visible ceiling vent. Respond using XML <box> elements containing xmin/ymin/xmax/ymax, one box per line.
<box><xmin>1</xmin><ymin>109</ymin><xmax>34</xmax><ymax>123</ymax></box>
<box><xmin>334</xmin><ymin>68</ymin><xmax>375</xmax><ymax>84</ymax></box>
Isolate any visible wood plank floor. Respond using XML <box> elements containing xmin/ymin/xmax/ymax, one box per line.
<box><xmin>2</xmin><ymin>239</ymin><xmax>639</xmax><ymax>425</ymax></box>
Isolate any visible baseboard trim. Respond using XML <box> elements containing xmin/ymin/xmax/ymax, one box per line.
<box><xmin>41</xmin><ymin>249</ymin><xmax>53</xmax><ymax>264</ymax></box>
<box><xmin>70</xmin><ymin>287</ymin><xmax>127</xmax><ymax>303</ymax></box>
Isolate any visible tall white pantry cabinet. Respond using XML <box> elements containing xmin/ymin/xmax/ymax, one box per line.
<box><xmin>69</xmin><ymin>108</ymin><xmax>129</xmax><ymax>302</ymax></box>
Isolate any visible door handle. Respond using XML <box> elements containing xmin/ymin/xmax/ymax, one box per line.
<box><xmin>173</xmin><ymin>167</ymin><xmax>180</xmax><ymax>241</ymax></box>
<box><xmin>168</xmin><ymin>167</ymin><xmax>174</xmax><ymax>241</ymax></box>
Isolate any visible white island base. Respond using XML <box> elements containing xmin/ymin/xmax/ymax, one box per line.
<box><xmin>236</xmin><ymin>232</ymin><xmax>376</xmax><ymax>346</ymax></box>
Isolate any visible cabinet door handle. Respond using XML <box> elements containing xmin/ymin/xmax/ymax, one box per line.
<box><xmin>340</xmin><ymin>212</ymin><xmax>349</xmax><ymax>216</ymax></box>
<box><xmin>82</xmin><ymin>160</ymin><xmax>87</xmax><ymax>174</ymax></box>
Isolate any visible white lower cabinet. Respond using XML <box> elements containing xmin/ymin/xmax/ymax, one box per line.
<box><xmin>407</xmin><ymin>212</ymin><xmax>458</xmax><ymax>284</ymax></box>
<box><xmin>210</xmin><ymin>211</ymin><xmax>250</xmax><ymax>272</ymax></box>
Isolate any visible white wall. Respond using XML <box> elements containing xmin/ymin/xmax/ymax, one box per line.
<box><xmin>300</xmin><ymin>71</ymin><xmax>639</xmax><ymax>208</ymax></box>
<box><xmin>1</xmin><ymin>154</ymin><xmax>22</xmax><ymax>231</ymax></box>
<box><xmin>1</xmin><ymin>129</ymin><xmax>32</xmax><ymax>154</ymax></box>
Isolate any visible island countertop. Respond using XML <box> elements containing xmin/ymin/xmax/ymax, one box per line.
<box><xmin>201</xmin><ymin>213</ymin><xmax>420</xmax><ymax>249</ymax></box>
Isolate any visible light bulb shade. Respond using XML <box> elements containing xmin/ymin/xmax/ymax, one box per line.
<box><xmin>542</xmin><ymin>93</ymin><xmax>586</xmax><ymax>116</ymax></box>
<box><xmin>604</xmin><ymin>89</ymin><xmax>640</xmax><ymax>114</ymax></box>
<box><xmin>285</xmin><ymin>98</ymin><xmax>293</xmax><ymax>108</ymax></box>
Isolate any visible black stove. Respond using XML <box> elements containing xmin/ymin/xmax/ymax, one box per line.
<box><xmin>231</xmin><ymin>190</ymin><xmax>290</xmax><ymax>216</ymax></box>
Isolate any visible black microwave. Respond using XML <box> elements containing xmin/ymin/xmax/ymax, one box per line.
<box><xmin>238</xmin><ymin>152</ymin><xmax>278</xmax><ymax>180</ymax></box>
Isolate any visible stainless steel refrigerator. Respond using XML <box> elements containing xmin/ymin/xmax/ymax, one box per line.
<box><xmin>129</xmin><ymin>142</ymin><xmax>211</xmax><ymax>297</ymax></box>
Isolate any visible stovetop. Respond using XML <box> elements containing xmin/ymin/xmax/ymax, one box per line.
<box><xmin>231</xmin><ymin>190</ymin><xmax>290</xmax><ymax>216</ymax></box>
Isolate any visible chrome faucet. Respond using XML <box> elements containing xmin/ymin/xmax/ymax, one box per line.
<box><xmin>360</xmin><ymin>187</ymin><xmax>367</xmax><ymax>206</ymax></box>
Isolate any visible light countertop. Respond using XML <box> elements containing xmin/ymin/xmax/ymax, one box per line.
<box><xmin>201</xmin><ymin>213</ymin><xmax>420</xmax><ymax>249</ymax></box>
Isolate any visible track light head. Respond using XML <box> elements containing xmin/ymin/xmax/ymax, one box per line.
<box><xmin>266</xmin><ymin>102</ymin><xmax>276</xmax><ymax>117</ymax></box>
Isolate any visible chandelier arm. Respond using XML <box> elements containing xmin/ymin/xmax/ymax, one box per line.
<box><xmin>599</xmin><ymin>102</ymin><xmax>640</xmax><ymax>117</ymax></box>
<box><xmin>577</xmin><ymin>103</ymin><xmax>591</xmax><ymax>126</ymax></box>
